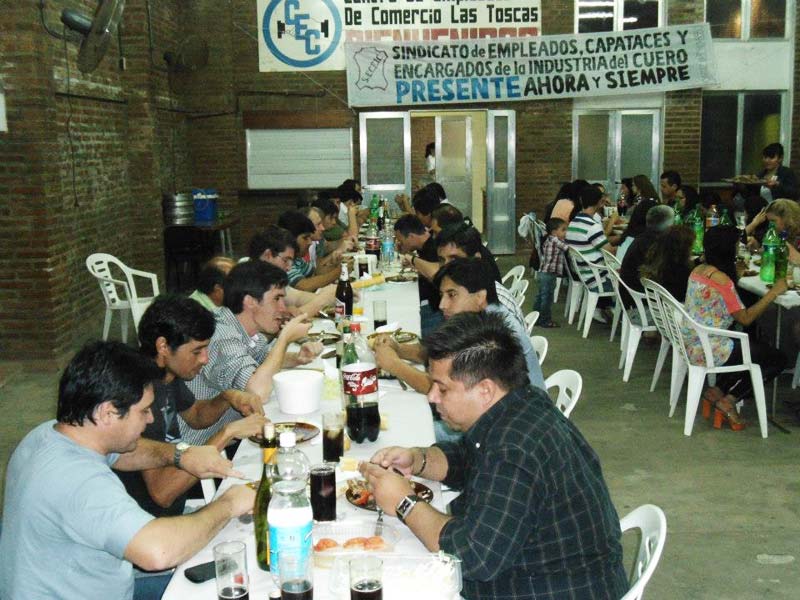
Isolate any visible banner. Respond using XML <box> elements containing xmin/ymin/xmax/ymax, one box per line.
<box><xmin>345</xmin><ymin>23</ymin><xmax>717</xmax><ymax>107</ymax></box>
<box><xmin>257</xmin><ymin>0</ymin><xmax>541</xmax><ymax>72</ymax></box>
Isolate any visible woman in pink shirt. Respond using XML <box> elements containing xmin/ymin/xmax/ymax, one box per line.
<box><xmin>683</xmin><ymin>226</ymin><xmax>788</xmax><ymax>430</ymax></box>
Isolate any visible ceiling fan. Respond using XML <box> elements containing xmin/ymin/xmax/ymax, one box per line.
<box><xmin>60</xmin><ymin>0</ymin><xmax>125</xmax><ymax>73</ymax></box>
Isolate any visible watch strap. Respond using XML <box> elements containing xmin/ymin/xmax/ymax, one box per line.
<box><xmin>396</xmin><ymin>494</ymin><xmax>420</xmax><ymax>524</ymax></box>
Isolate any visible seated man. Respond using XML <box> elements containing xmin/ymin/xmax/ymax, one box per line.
<box><xmin>361</xmin><ymin>312</ymin><xmax>628</xmax><ymax>600</ymax></box>
<box><xmin>180</xmin><ymin>261</ymin><xmax>319</xmax><ymax>445</ymax></box>
<box><xmin>0</xmin><ymin>341</ymin><xmax>254</xmax><ymax>600</ymax></box>
<box><xmin>189</xmin><ymin>256</ymin><xmax>236</xmax><ymax>312</ymax></box>
<box><xmin>393</xmin><ymin>214</ymin><xmax>443</xmax><ymax>336</ymax></box>
<box><xmin>248</xmin><ymin>225</ymin><xmax>336</xmax><ymax>317</ymax></box>
<box><xmin>374</xmin><ymin>258</ymin><xmax>545</xmax><ymax>395</ymax></box>
<box><xmin>117</xmin><ymin>295</ymin><xmax>267</xmax><ymax>518</ymax></box>
<box><xmin>302</xmin><ymin>205</ymin><xmax>353</xmax><ymax>270</ymax></box>
<box><xmin>430</xmin><ymin>203</ymin><xmax>463</xmax><ymax>235</ymax></box>
<box><xmin>619</xmin><ymin>204</ymin><xmax>674</xmax><ymax>306</ymax></box>
<box><xmin>313</xmin><ymin>196</ymin><xmax>356</xmax><ymax>254</ymax></box>
<box><xmin>278</xmin><ymin>210</ymin><xmax>341</xmax><ymax>292</ymax></box>
<box><xmin>412</xmin><ymin>185</ymin><xmax>442</xmax><ymax>228</ymax></box>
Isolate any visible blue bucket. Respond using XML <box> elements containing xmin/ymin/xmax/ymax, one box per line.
<box><xmin>192</xmin><ymin>188</ymin><xmax>218</xmax><ymax>223</ymax></box>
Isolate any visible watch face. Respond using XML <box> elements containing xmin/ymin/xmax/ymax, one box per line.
<box><xmin>176</xmin><ymin>442</ymin><xmax>190</xmax><ymax>451</ymax></box>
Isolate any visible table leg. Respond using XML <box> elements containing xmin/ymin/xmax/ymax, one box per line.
<box><xmin>771</xmin><ymin>306</ymin><xmax>782</xmax><ymax>418</ymax></box>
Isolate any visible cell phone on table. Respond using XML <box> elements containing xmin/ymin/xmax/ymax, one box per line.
<box><xmin>184</xmin><ymin>559</ymin><xmax>216</xmax><ymax>583</ymax></box>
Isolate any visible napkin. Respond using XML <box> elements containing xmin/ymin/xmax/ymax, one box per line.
<box><xmin>374</xmin><ymin>322</ymin><xmax>400</xmax><ymax>334</ymax></box>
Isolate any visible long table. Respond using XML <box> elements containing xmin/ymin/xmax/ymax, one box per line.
<box><xmin>162</xmin><ymin>277</ymin><xmax>447</xmax><ymax>599</ymax></box>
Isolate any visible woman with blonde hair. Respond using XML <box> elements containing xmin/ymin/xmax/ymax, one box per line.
<box><xmin>744</xmin><ymin>198</ymin><xmax>800</xmax><ymax>249</ymax></box>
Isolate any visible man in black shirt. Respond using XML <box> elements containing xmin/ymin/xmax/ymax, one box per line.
<box><xmin>116</xmin><ymin>295</ymin><xmax>267</xmax><ymax>517</ymax></box>
<box><xmin>619</xmin><ymin>205</ymin><xmax>675</xmax><ymax>306</ymax></box>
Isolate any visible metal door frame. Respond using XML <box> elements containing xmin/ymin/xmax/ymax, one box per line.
<box><xmin>435</xmin><ymin>114</ymin><xmax>473</xmax><ymax>214</ymax></box>
<box><xmin>358</xmin><ymin>112</ymin><xmax>412</xmax><ymax>199</ymax></box>
<box><xmin>486</xmin><ymin>110</ymin><xmax>516</xmax><ymax>254</ymax></box>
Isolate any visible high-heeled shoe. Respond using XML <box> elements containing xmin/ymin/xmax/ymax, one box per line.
<box><xmin>702</xmin><ymin>398</ymin><xmax>713</xmax><ymax>420</ymax></box>
<box><xmin>712</xmin><ymin>402</ymin><xmax>746</xmax><ymax>431</ymax></box>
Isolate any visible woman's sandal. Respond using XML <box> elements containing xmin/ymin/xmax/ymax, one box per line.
<box><xmin>712</xmin><ymin>397</ymin><xmax>746</xmax><ymax>431</ymax></box>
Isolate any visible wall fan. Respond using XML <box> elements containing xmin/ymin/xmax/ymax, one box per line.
<box><xmin>60</xmin><ymin>0</ymin><xmax>125</xmax><ymax>73</ymax></box>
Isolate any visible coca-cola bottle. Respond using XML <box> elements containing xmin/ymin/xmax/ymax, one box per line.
<box><xmin>341</xmin><ymin>323</ymin><xmax>380</xmax><ymax>443</ymax></box>
<box><xmin>334</xmin><ymin>263</ymin><xmax>353</xmax><ymax>324</ymax></box>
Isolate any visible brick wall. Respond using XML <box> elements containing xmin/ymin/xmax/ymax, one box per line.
<box><xmin>0</xmin><ymin>0</ymin><xmax>185</xmax><ymax>362</ymax></box>
<box><xmin>792</xmin><ymin>1</ymin><xmax>800</xmax><ymax>173</ymax></box>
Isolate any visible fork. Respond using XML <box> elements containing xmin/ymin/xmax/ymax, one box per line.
<box><xmin>374</xmin><ymin>507</ymin><xmax>384</xmax><ymax>536</ymax></box>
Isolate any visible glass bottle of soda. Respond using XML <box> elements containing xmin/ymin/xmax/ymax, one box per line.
<box><xmin>775</xmin><ymin>231</ymin><xmax>789</xmax><ymax>280</ymax></box>
<box><xmin>334</xmin><ymin>263</ymin><xmax>353</xmax><ymax>324</ymax></box>
<box><xmin>341</xmin><ymin>323</ymin><xmax>380</xmax><ymax>443</ymax></box>
<box><xmin>254</xmin><ymin>423</ymin><xmax>278</xmax><ymax>571</ymax></box>
<box><xmin>760</xmin><ymin>222</ymin><xmax>779</xmax><ymax>284</ymax></box>
<box><xmin>364</xmin><ymin>218</ymin><xmax>381</xmax><ymax>262</ymax></box>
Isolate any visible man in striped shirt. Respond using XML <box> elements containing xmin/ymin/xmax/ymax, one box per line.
<box><xmin>565</xmin><ymin>186</ymin><xmax>618</xmax><ymax>291</ymax></box>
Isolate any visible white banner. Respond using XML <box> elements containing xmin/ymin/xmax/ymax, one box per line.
<box><xmin>257</xmin><ymin>0</ymin><xmax>541</xmax><ymax>72</ymax></box>
<box><xmin>345</xmin><ymin>24</ymin><xmax>718</xmax><ymax>107</ymax></box>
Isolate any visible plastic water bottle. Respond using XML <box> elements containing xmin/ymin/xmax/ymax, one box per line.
<box><xmin>775</xmin><ymin>231</ymin><xmax>789</xmax><ymax>280</ymax></box>
<box><xmin>760</xmin><ymin>222</ymin><xmax>779</xmax><ymax>284</ymax></box>
<box><xmin>690</xmin><ymin>207</ymin><xmax>704</xmax><ymax>255</ymax></box>
<box><xmin>267</xmin><ymin>478</ymin><xmax>312</xmax><ymax>583</ymax></box>
<box><xmin>380</xmin><ymin>224</ymin><xmax>395</xmax><ymax>270</ymax></box>
<box><xmin>705</xmin><ymin>204</ymin><xmax>720</xmax><ymax>229</ymax></box>
<box><xmin>273</xmin><ymin>431</ymin><xmax>311</xmax><ymax>483</ymax></box>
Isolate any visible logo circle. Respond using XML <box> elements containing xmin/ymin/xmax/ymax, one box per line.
<box><xmin>263</xmin><ymin>0</ymin><xmax>342</xmax><ymax>68</ymax></box>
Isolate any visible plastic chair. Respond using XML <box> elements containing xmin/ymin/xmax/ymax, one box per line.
<box><xmin>791</xmin><ymin>351</ymin><xmax>799</xmax><ymax>389</ymax></box>
<box><xmin>502</xmin><ymin>265</ymin><xmax>525</xmax><ymax>287</ymax></box>
<box><xmin>619</xmin><ymin>504</ymin><xmax>667</xmax><ymax>600</ymax></box>
<box><xmin>567</xmin><ymin>247</ymin><xmax>616</xmax><ymax>338</ymax></box>
<box><xmin>524</xmin><ymin>311</ymin><xmax>540</xmax><ymax>335</ymax></box>
<box><xmin>641</xmin><ymin>279</ymin><xmax>675</xmax><ymax>395</ymax></box>
<box><xmin>544</xmin><ymin>369</ymin><xmax>582</xmax><ymax>418</ymax></box>
<box><xmin>511</xmin><ymin>279</ymin><xmax>529</xmax><ymax>307</ymax></box>
<box><xmin>86</xmin><ymin>253</ymin><xmax>160</xmax><ymax>342</ymax></box>
<box><xmin>644</xmin><ymin>279</ymin><xmax>768</xmax><ymax>438</ymax></box>
<box><xmin>606</xmin><ymin>268</ymin><xmax>658</xmax><ymax>382</ymax></box>
<box><xmin>600</xmin><ymin>248</ymin><xmax>624</xmax><ymax>342</ymax></box>
<box><xmin>531</xmin><ymin>335</ymin><xmax>548</xmax><ymax>366</ymax></box>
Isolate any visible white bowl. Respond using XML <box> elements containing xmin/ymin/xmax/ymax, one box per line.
<box><xmin>273</xmin><ymin>369</ymin><xmax>323</xmax><ymax>415</ymax></box>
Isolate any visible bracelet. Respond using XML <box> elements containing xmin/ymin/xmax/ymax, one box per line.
<box><xmin>413</xmin><ymin>447</ymin><xmax>427</xmax><ymax>476</ymax></box>
<box><xmin>411</xmin><ymin>255</ymin><xmax>417</xmax><ymax>267</ymax></box>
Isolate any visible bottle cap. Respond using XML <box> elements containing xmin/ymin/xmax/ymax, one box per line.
<box><xmin>350</xmin><ymin>322</ymin><xmax>361</xmax><ymax>333</ymax></box>
<box><xmin>279</xmin><ymin>431</ymin><xmax>297</xmax><ymax>448</ymax></box>
<box><xmin>264</xmin><ymin>422</ymin><xmax>275</xmax><ymax>439</ymax></box>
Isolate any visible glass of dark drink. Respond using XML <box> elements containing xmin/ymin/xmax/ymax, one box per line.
<box><xmin>322</xmin><ymin>412</ymin><xmax>344</xmax><ymax>462</ymax></box>
<box><xmin>372</xmin><ymin>300</ymin><xmax>387</xmax><ymax>331</ymax></box>
<box><xmin>346</xmin><ymin>401</ymin><xmax>381</xmax><ymax>444</ymax></box>
<box><xmin>214</xmin><ymin>541</ymin><xmax>249</xmax><ymax>600</ymax></box>
<box><xmin>310</xmin><ymin>463</ymin><xmax>337</xmax><ymax>522</ymax></box>
<box><xmin>279</xmin><ymin>551</ymin><xmax>313</xmax><ymax>600</ymax></box>
<box><xmin>349</xmin><ymin>556</ymin><xmax>382</xmax><ymax>600</ymax></box>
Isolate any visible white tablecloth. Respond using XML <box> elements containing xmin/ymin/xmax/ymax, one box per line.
<box><xmin>162</xmin><ymin>278</ymin><xmax>442</xmax><ymax>600</ymax></box>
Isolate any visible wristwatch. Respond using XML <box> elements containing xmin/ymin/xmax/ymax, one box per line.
<box><xmin>395</xmin><ymin>494</ymin><xmax>420</xmax><ymax>524</ymax></box>
<box><xmin>173</xmin><ymin>441</ymin><xmax>190</xmax><ymax>469</ymax></box>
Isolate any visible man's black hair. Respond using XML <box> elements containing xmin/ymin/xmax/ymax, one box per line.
<box><xmin>224</xmin><ymin>260</ymin><xmax>288</xmax><ymax>314</ymax></box>
<box><xmin>412</xmin><ymin>186</ymin><xmax>441</xmax><ymax>216</ymax></box>
<box><xmin>422</xmin><ymin>312</ymin><xmax>528</xmax><ymax>391</ymax></box>
<box><xmin>393</xmin><ymin>214</ymin><xmax>427</xmax><ymax>237</ymax></box>
<box><xmin>278</xmin><ymin>210</ymin><xmax>315</xmax><ymax>238</ymax></box>
<box><xmin>425</xmin><ymin>182</ymin><xmax>447</xmax><ymax>200</ymax></box>
<box><xmin>337</xmin><ymin>183</ymin><xmax>362</xmax><ymax>204</ymax></box>
<box><xmin>138</xmin><ymin>294</ymin><xmax>216</xmax><ymax>358</ymax></box>
<box><xmin>660</xmin><ymin>170</ymin><xmax>682</xmax><ymax>189</ymax></box>
<box><xmin>431</xmin><ymin>203</ymin><xmax>463</xmax><ymax>229</ymax></box>
<box><xmin>195</xmin><ymin>258</ymin><xmax>230</xmax><ymax>295</ymax></box>
<box><xmin>762</xmin><ymin>143</ymin><xmax>784</xmax><ymax>159</ymax></box>
<box><xmin>579</xmin><ymin>185</ymin><xmax>604</xmax><ymax>210</ymax></box>
<box><xmin>425</xmin><ymin>142</ymin><xmax>435</xmax><ymax>158</ymax></box>
<box><xmin>436</xmin><ymin>222</ymin><xmax>502</xmax><ymax>281</ymax></box>
<box><xmin>434</xmin><ymin>257</ymin><xmax>499</xmax><ymax>304</ymax></box>
<box><xmin>248</xmin><ymin>225</ymin><xmax>297</xmax><ymax>261</ymax></box>
<box><xmin>57</xmin><ymin>341</ymin><xmax>163</xmax><ymax>426</ymax></box>
<box><xmin>312</xmin><ymin>197</ymin><xmax>338</xmax><ymax>218</ymax></box>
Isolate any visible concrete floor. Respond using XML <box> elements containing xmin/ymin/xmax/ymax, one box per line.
<box><xmin>1</xmin><ymin>256</ymin><xmax>799</xmax><ymax>599</ymax></box>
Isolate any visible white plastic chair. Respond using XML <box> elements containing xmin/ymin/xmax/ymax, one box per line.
<box><xmin>641</xmin><ymin>279</ymin><xmax>675</xmax><ymax>395</ymax></box>
<box><xmin>531</xmin><ymin>220</ymin><xmax>546</xmax><ymax>283</ymax></box>
<box><xmin>502</xmin><ymin>265</ymin><xmax>525</xmax><ymax>287</ymax></box>
<box><xmin>619</xmin><ymin>504</ymin><xmax>667</xmax><ymax>600</ymax></box>
<box><xmin>545</xmin><ymin>369</ymin><xmax>582</xmax><ymax>418</ymax></box>
<box><xmin>86</xmin><ymin>253</ymin><xmax>160</xmax><ymax>342</ymax></box>
<box><xmin>531</xmin><ymin>335</ymin><xmax>548</xmax><ymax>366</ymax></box>
<box><xmin>606</xmin><ymin>268</ymin><xmax>658</xmax><ymax>382</ymax></box>
<box><xmin>600</xmin><ymin>248</ymin><xmax>624</xmax><ymax>342</ymax></box>
<box><xmin>511</xmin><ymin>279</ymin><xmax>529</xmax><ymax>307</ymax></box>
<box><xmin>524</xmin><ymin>311</ymin><xmax>540</xmax><ymax>335</ymax></box>
<box><xmin>567</xmin><ymin>247</ymin><xmax>616</xmax><ymax>338</ymax></box>
<box><xmin>645</xmin><ymin>279</ymin><xmax>769</xmax><ymax>438</ymax></box>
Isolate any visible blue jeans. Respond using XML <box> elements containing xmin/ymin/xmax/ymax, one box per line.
<box><xmin>420</xmin><ymin>303</ymin><xmax>444</xmax><ymax>338</ymax></box>
<box><xmin>133</xmin><ymin>569</ymin><xmax>173</xmax><ymax>600</ymax></box>
<box><xmin>533</xmin><ymin>272</ymin><xmax>558</xmax><ymax>325</ymax></box>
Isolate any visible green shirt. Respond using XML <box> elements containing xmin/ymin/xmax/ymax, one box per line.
<box><xmin>324</xmin><ymin>220</ymin><xmax>346</xmax><ymax>242</ymax></box>
<box><xmin>189</xmin><ymin>289</ymin><xmax>218</xmax><ymax>312</ymax></box>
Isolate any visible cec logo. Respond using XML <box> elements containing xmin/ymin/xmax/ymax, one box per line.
<box><xmin>263</xmin><ymin>0</ymin><xmax>342</xmax><ymax>68</ymax></box>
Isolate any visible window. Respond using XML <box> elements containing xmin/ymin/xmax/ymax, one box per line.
<box><xmin>576</xmin><ymin>0</ymin><xmax>661</xmax><ymax>34</ymax></box>
<box><xmin>707</xmin><ymin>0</ymin><xmax>786</xmax><ymax>39</ymax></box>
<box><xmin>700</xmin><ymin>92</ymin><xmax>783</xmax><ymax>183</ymax></box>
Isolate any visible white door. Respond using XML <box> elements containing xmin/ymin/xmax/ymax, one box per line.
<box><xmin>435</xmin><ymin>115</ymin><xmax>472</xmax><ymax>217</ymax></box>
<box><xmin>573</xmin><ymin>109</ymin><xmax>661</xmax><ymax>197</ymax></box>
<box><xmin>486</xmin><ymin>111</ymin><xmax>516</xmax><ymax>254</ymax></box>
<box><xmin>359</xmin><ymin>112</ymin><xmax>411</xmax><ymax>200</ymax></box>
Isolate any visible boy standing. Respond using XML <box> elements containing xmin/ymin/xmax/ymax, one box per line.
<box><xmin>534</xmin><ymin>218</ymin><xmax>569</xmax><ymax>328</ymax></box>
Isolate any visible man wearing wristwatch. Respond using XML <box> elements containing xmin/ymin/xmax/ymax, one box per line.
<box><xmin>360</xmin><ymin>312</ymin><xmax>627</xmax><ymax>600</ymax></box>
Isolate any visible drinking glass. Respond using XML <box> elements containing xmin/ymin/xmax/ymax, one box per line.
<box><xmin>349</xmin><ymin>556</ymin><xmax>382</xmax><ymax>600</ymax></box>
<box><xmin>279</xmin><ymin>550</ymin><xmax>314</xmax><ymax>600</ymax></box>
<box><xmin>214</xmin><ymin>541</ymin><xmax>249</xmax><ymax>600</ymax></box>
<box><xmin>322</xmin><ymin>412</ymin><xmax>344</xmax><ymax>463</ymax></box>
<box><xmin>310</xmin><ymin>463</ymin><xmax>337</xmax><ymax>521</ymax></box>
<box><xmin>372</xmin><ymin>300</ymin><xmax>387</xmax><ymax>331</ymax></box>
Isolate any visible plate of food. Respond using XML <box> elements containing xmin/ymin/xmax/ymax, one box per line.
<box><xmin>248</xmin><ymin>422</ymin><xmax>320</xmax><ymax>446</ymax></box>
<box><xmin>345</xmin><ymin>478</ymin><xmax>434</xmax><ymax>512</ymax></box>
<box><xmin>723</xmin><ymin>175</ymin><xmax>768</xmax><ymax>185</ymax></box>
<box><xmin>385</xmin><ymin>273</ymin><xmax>418</xmax><ymax>283</ymax></box>
<box><xmin>297</xmin><ymin>331</ymin><xmax>341</xmax><ymax>346</ymax></box>
<box><xmin>367</xmin><ymin>330</ymin><xmax>419</xmax><ymax>345</ymax></box>
<box><xmin>313</xmin><ymin>521</ymin><xmax>398</xmax><ymax>564</ymax></box>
